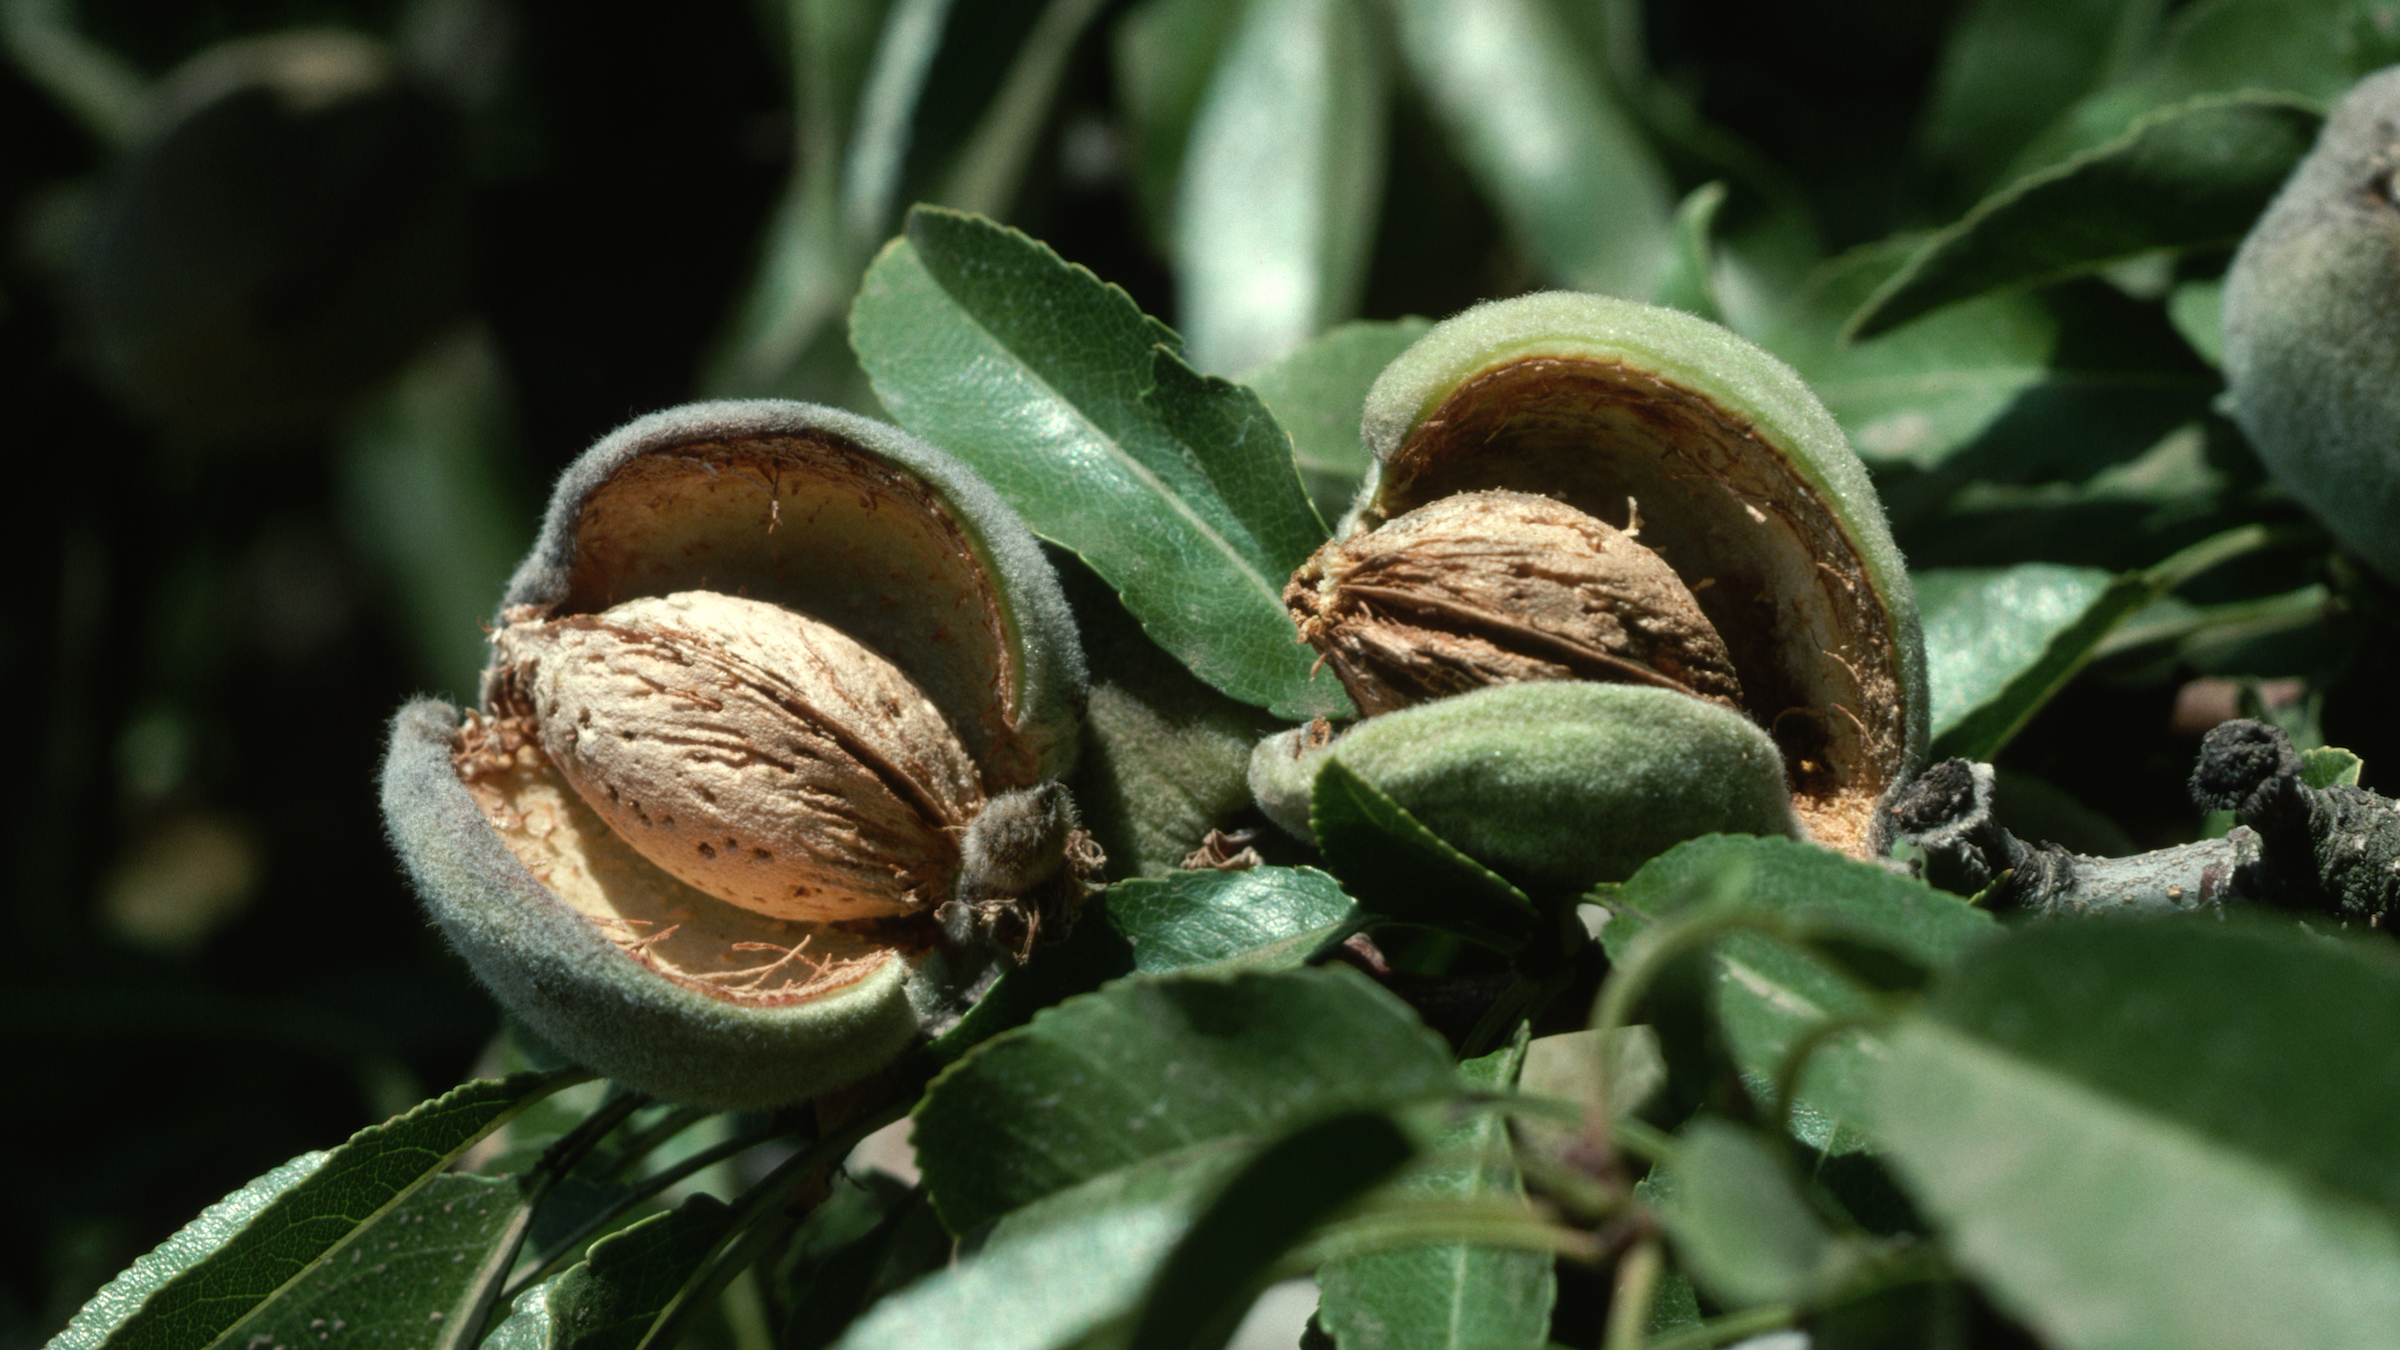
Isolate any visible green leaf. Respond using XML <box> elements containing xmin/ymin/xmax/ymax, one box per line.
<box><xmin>852</xmin><ymin>207</ymin><xmax>1348</xmax><ymax>719</ymax></box>
<box><xmin>1104</xmin><ymin>865</ymin><xmax>1361</xmax><ymax>973</ymax></box>
<box><xmin>1242</xmin><ymin>318</ymin><xmax>1433</xmax><ymax>525</ymax></box>
<box><xmin>542</xmin><ymin>1196</ymin><xmax>733</xmax><ymax>1350</ymax></box>
<box><xmin>780</xmin><ymin>1177</ymin><xmax>952</xmax><ymax>1350</ymax></box>
<box><xmin>1653</xmin><ymin>181</ymin><xmax>1729</xmax><ymax>325</ymax></box>
<box><xmin>2301</xmin><ymin>745</ymin><xmax>2364</xmax><ymax>790</ymax></box>
<box><xmin>1172</xmin><ymin>0</ymin><xmax>1389</xmax><ymax>376</ymax></box>
<box><xmin>1917</xmin><ymin>564</ymin><xmax>2134</xmax><ymax>755</ymax></box>
<box><xmin>1922</xmin><ymin>521</ymin><xmax>2282</xmax><ymax>760</ymax></box>
<box><xmin>339</xmin><ymin>330</ymin><xmax>529</xmax><ymax>702</ymax></box>
<box><xmin>1848</xmin><ymin>93</ymin><xmax>2321</xmax><ymax>340</ymax></box>
<box><xmin>1142</xmin><ymin>348</ymin><xmax>1334</xmax><ymax>565</ymax></box>
<box><xmin>1915</xmin><ymin>0</ymin><xmax>2162</xmax><ymax>199</ymax></box>
<box><xmin>1601</xmin><ymin>837</ymin><xmax>1996</xmax><ymax>1140</ymax></box>
<box><xmin>708</xmin><ymin>0</ymin><xmax>906</xmax><ymax>393</ymax></box>
<box><xmin>1315</xmin><ymin>1044</ymin><xmax>1555</xmax><ymax>1350</ymax></box>
<box><xmin>224</xmin><ymin>1174</ymin><xmax>526</xmax><ymax>1350</ymax></box>
<box><xmin>2014</xmin><ymin>0</ymin><xmax>2400</xmax><ymax>170</ymax></box>
<box><xmin>828</xmin><ymin>1141</ymin><xmax>1253</xmax><ymax>1350</ymax></box>
<box><xmin>2167</xmin><ymin>276</ymin><xmax>2225</xmax><ymax>366</ymax></box>
<box><xmin>912</xmin><ymin>966</ymin><xmax>1458</xmax><ymax>1234</ymax></box>
<box><xmin>1387</xmin><ymin>0</ymin><xmax>1672</xmax><ymax>296</ymax></box>
<box><xmin>1654</xmin><ymin>1119</ymin><xmax>1868</xmax><ymax>1309</ymax></box>
<box><xmin>1873</xmin><ymin>921</ymin><xmax>2400</xmax><ymax>1350</ymax></box>
<box><xmin>1128</xmin><ymin>1111</ymin><xmax>1419</xmax><ymax>1350</ymax></box>
<box><xmin>55</xmin><ymin>1072</ymin><xmax>581</xmax><ymax>1350</ymax></box>
<box><xmin>1111</xmin><ymin>0</ymin><xmax>1246</xmax><ymax>247</ymax></box>
<box><xmin>1768</xmin><ymin>242</ymin><xmax>2215</xmax><ymax>492</ymax></box>
<box><xmin>1311</xmin><ymin>759</ymin><xmax>1543</xmax><ymax>953</ymax></box>
<box><xmin>932</xmin><ymin>0</ymin><xmax>1114</xmax><ymax>221</ymax></box>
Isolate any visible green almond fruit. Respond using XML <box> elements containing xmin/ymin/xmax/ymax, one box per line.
<box><xmin>1274</xmin><ymin>292</ymin><xmax>1926</xmax><ymax>867</ymax></box>
<box><xmin>1251</xmin><ymin>682</ymin><xmax>1803</xmax><ymax>892</ymax></box>
<box><xmin>2221</xmin><ymin>66</ymin><xmax>2400</xmax><ymax>585</ymax></box>
<box><xmin>381</xmin><ymin>401</ymin><xmax>1086</xmax><ymax>1109</ymax></box>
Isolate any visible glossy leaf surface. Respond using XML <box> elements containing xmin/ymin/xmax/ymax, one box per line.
<box><xmin>54</xmin><ymin>1072</ymin><xmax>578</xmax><ymax>1350</ymax></box>
<box><xmin>853</xmin><ymin>207</ymin><xmax>1346</xmax><ymax>718</ymax></box>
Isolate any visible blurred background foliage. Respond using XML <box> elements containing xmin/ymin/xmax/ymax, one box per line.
<box><xmin>6</xmin><ymin>0</ymin><xmax>2395</xmax><ymax>1344</ymax></box>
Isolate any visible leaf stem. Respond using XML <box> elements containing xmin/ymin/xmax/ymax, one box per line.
<box><xmin>1602</xmin><ymin>1237</ymin><xmax>1665</xmax><ymax>1350</ymax></box>
<box><xmin>630</xmin><ymin>1089</ymin><xmax>917</xmax><ymax>1350</ymax></box>
<box><xmin>1645</xmin><ymin>1303</ymin><xmax>1798</xmax><ymax>1350</ymax></box>
<box><xmin>502</xmin><ymin>1111</ymin><xmax>815</xmax><ymax>1301</ymax></box>
<box><xmin>438</xmin><ymin>1087</ymin><xmax>651</xmax><ymax>1350</ymax></box>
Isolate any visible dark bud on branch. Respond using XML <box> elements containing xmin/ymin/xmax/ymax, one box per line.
<box><xmin>1885</xmin><ymin>721</ymin><xmax>2394</xmax><ymax>932</ymax></box>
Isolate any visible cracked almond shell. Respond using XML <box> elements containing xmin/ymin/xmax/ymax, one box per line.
<box><xmin>381</xmin><ymin>400</ymin><xmax>1085</xmax><ymax>1109</ymax></box>
<box><xmin>1280</xmin><ymin>292</ymin><xmax>1926</xmax><ymax>865</ymax></box>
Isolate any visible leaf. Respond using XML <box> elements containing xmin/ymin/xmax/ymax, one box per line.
<box><xmin>1654</xmin><ymin>1119</ymin><xmax>1869</xmax><ymax>1309</ymax></box>
<box><xmin>1127</xmin><ymin>1111</ymin><xmax>1420</xmax><ymax>1350</ymax></box>
<box><xmin>923</xmin><ymin>905</ymin><xmax>1140</xmax><ymax>1069</ymax></box>
<box><xmin>1311</xmin><ymin>759</ymin><xmax>1543</xmax><ymax>953</ymax></box>
<box><xmin>1172</xmin><ymin>0</ymin><xmax>1389</xmax><ymax>376</ymax></box>
<box><xmin>1921</xmin><ymin>522</ymin><xmax>2280</xmax><ymax>761</ymax></box>
<box><xmin>708</xmin><ymin>0</ymin><xmax>907</xmax><ymax>392</ymax></box>
<box><xmin>1387</xmin><ymin>0</ymin><xmax>1672</xmax><ymax>296</ymax></box>
<box><xmin>933</xmin><ymin>0</ymin><xmax>1114</xmax><ymax>220</ymax></box>
<box><xmin>2301</xmin><ymin>745</ymin><xmax>2364</xmax><ymax>790</ymax></box>
<box><xmin>1241</xmin><ymin>318</ymin><xmax>1433</xmax><ymax>524</ymax></box>
<box><xmin>828</xmin><ymin>1141</ymin><xmax>1253</xmax><ymax>1350</ymax></box>
<box><xmin>1848</xmin><ymin>93</ymin><xmax>2321</xmax><ymax>340</ymax></box>
<box><xmin>2013</xmin><ymin>0</ymin><xmax>2400</xmax><ymax>170</ymax></box>
<box><xmin>1111</xmin><ymin>0</ymin><xmax>1247</xmax><ymax>246</ymax></box>
<box><xmin>1917</xmin><ymin>564</ymin><xmax>2136</xmax><ymax>755</ymax></box>
<box><xmin>1767</xmin><ymin>242</ymin><xmax>2215</xmax><ymax>496</ymax></box>
<box><xmin>1601</xmin><ymin>837</ymin><xmax>1995</xmax><ymax>1142</ymax></box>
<box><xmin>1315</xmin><ymin>1044</ymin><xmax>1555</xmax><ymax>1350</ymax></box>
<box><xmin>852</xmin><ymin>207</ymin><xmax>1348</xmax><ymax>719</ymax></box>
<box><xmin>55</xmin><ymin>1072</ymin><xmax>581</xmax><ymax>1350</ymax></box>
<box><xmin>912</xmin><ymin>966</ymin><xmax>1458</xmax><ymax>1234</ymax></box>
<box><xmin>1873</xmin><ymin>920</ymin><xmax>2400</xmax><ymax>1350</ymax></box>
<box><xmin>542</xmin><ymin>1196</ymin><xmax>733</xmax><ymax>1350</ymax></box>
<box><xmin>781</xmin><ymin>1177</ymin><xmax>953</xmax><ymax>1350</ymax></box>
<box><xmin>219</xmin><ymin>1174</ymin><xmax>525</xmax><ymax>1350</ymax></box>
<box><xmin>1104</xmin><ymin>865</ymin><xmax>1361</xmax><ymax>973</ymax></box>
<box><xmin>1915</xmin><ymin>0</ymin><xmax>2161</xmax><ymax>198</ymax></box>
<box><xmin>339</xmin><ymin>330</ymin><xmax>530</xmax><ymax>701</ymax></box>
<box><xmin>1653</xmin><ymin>181</ymin><xmax>1729</xmax><ymax>325</ymax></box>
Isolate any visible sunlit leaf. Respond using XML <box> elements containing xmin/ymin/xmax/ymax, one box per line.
<box><xmin>828</xmin><ymin>1142</ymin><xmax>1251</xmax><ymax>1350</ymax></box>
<box><xmin>1104</xmin><ymin>866</ymin><xmax>1360</xmax><ymax>973</ymax></box>
<box><xmin>1918</xmin><ymin>564</ymin><xmax>2137</xmax><ymax>757</ymax></box>
<box><xmin>852</xmin><ymin>207</ymin><xmax>1348</xmax><ymax>718</ymax></box>
<box><xmin>54</xmin><ymin>1073</ymin><xmax>580</xmax><ymax>1350</ymax></box>
<box><xmin>1388</xmin><ymin>0</ymin><xmax>1672</xmax><ymax>297</ymax></box>
<box><xmin>1173</xmin><ymin>0</ymin><xmax>1388</xmax><ymax>375</ymax></box>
